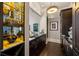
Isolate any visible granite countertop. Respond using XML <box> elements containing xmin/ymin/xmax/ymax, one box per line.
<box><xmin>29</xmin><ymin>37</ymin><xmax>35</xmax><ymax>41</ymax></box>
<box><xmin>29</xmin><ymin>34</ymin><xmax>46</xmax><ymax>41</ymax></box>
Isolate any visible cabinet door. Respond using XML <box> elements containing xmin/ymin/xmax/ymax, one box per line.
<box><xmin>73</xmin><ymin>3</ymin><xmax>79</xmax><ymax>52</ymax></box>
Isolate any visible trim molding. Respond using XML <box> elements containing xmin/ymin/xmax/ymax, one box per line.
<box><xmin>47</xmin><ymin>38</ymin><xmax>61</xmax><ymax>44</ymax></box>
<box><xmin>29</xmin><ymin>7</ymin><xmax>41</xmax><ymax>17</ymax></box>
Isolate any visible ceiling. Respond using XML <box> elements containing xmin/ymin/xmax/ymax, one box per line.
<box><xmin>29</xmin><ymin>2</ymin><xmax>73</xmax><ymax>16</ymax></box>
<box><xmin>39</xmin><ymin>2</ymin><xmax>72</xmax><ymax>10</ymax></box>
<box><xmin>38</xmin><ymin>2</ymin><xmax>73</xmax><ymax>16</ymax></box>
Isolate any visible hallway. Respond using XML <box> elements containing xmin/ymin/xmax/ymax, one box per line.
<box><xmin>40</xmin><ymin>42</ymin><xmax>64</xmax><ymax>56</ymax></box>
<box><xmin>29</xmin><ymin>2</ymin><xmax>72</xmax><ymax>56</ymax></box>
<box><xmin>0</xmin><ymin>2</ymin><xmax>77</xmax><ymax>56</ymax></box>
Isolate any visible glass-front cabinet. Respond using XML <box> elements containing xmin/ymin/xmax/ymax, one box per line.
<box><xmin>0</xmin><ymin>2</ymin><xmax>25</xmax><ymax>55</ymax></box>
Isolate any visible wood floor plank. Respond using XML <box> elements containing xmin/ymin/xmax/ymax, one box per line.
<box><xmin>40</xmin><ymin>42</ymin><xmax>64</xmax><ymax>56</ymax></box>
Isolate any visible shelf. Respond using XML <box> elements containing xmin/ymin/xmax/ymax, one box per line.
<box><xmin>0</xmin><ymin>41</ymin><xmax>24</xmax><ymax>52</ymax></box>
<box><xmin>3</xmin><ymin>23</ymin><xmax>24</xmax><ymax>27</ymax></box>
<box><xmin>0</xmin><ymin>2</ymin><xmax>25</xmax><ymax>52</ymax></box>
<box><xmin>3</xmin><ymin>2</ymin><xmax>24</xmax><ymax>27</ymax></box>
<box><xmin>3</xmin><ymin>2</ymin><xmax>24</xmax><ymax>12</ymax></box>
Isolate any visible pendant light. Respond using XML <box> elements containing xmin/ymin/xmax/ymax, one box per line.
<box><xmin>47</xmin><ymin>3</ymin><xmax>58</xmax><ymax>14</ymax></box>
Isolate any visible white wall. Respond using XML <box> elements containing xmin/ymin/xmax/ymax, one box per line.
<box><xmin>29</xmin><ymin>2</ymin><xmax>72</xmax><ymax>44</ymax></box>
<box><xmin>29</xmin><ymin>7</ymin><xmax>41</xmax><ymax>32</ymax></box>
<box><xmin>48</xmin><ymin>11</ymin><xmax>61</xmax><ymax>43</ymax></box>
<box><xmin>29</xmin><ymin>2</ymin><xmax>41</xmax><ymax>15</ymax></box>
<box><xmin>47</xmin><ymin>6</ymin><xmax>72</xmax><ymax>43</ymax></box>
<box><xmin>40</xmin><ymin>8</ymin><xmax>47</xmax><ymax>34</ymax></box>
<box><xmin>29</xmin><ymin>2</ymin><xmax>47</xmax><ymax>34</ymax></box>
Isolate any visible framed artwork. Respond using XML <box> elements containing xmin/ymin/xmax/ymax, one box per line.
<box><xmin>50</xmin><ymin>21</ymin><xmax>58</xmax><ymax>31</ymax></box>
<box><xmin>33</xmin><ymin>23</ymin><xmax>38</xmax><ymax>32</ymax></box>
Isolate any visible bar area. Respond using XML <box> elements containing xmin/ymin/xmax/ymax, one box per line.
<box><xmin>0</xmin><ymin>2</ymin><xmax>25</xmax><ymax>56</ymax></box>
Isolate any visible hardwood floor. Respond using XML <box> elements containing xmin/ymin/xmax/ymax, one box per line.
<box><xmin>40</xmin><ymin>42</ymin><xmax>64</xmax><ymax>56</ymax></box>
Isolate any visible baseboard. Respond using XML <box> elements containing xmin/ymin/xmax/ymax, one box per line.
<box><xmin>47</xmin><ymin>38</ymin><xmax>61</xmax><ymax>44</ymax></box>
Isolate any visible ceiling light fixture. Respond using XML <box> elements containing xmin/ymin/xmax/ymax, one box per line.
<box><xmin>47</xmin><ymin>6</ymin><xmax>58</xmax><ymax>14</ymax></box>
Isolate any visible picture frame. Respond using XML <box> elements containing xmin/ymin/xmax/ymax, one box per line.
<box><xmin>33</xmin><ymin>23</ymin><xmax>38</xmax><ymax>32</ymax></box>
<box><xmin>50</xmin><ymin>21</ymin><xmax>58</xmax><ymax>31</ymax></box>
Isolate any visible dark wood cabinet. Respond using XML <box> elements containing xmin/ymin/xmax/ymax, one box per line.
<box><xmin>73</xmin><ymin>3</ymin><xmax>79</xmax><ymax>55</ymax></box>
<box><xmin>60</xmin><ymin>8</ymin><xmax>72</xmax><ymax>37</ymax></box>
<box><xmin>29</xmin><ymin>34</ymin><xmax>46</xmax><ymax>56</ymax></box>
<box><xmin>60</xmin><ymin>3</ymin><xmax>79</xmax><ymax>56</ymax></box>
<box><xmin>60</xmin><ymin>8</ymin><xmax>72</xmax><ymax>56</ymax></box>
